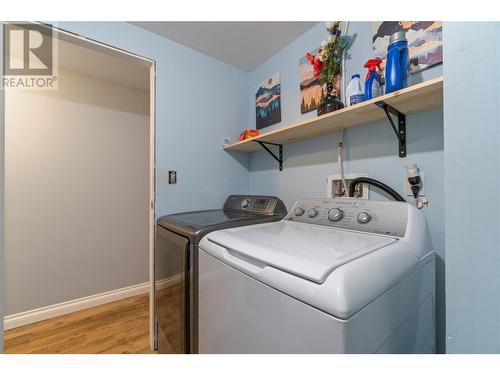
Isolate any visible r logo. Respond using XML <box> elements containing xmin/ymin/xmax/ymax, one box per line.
<box><xmin>3</xmin><ymin>23</ymin><xmax>53</xmax><ymax>76</ymax></box>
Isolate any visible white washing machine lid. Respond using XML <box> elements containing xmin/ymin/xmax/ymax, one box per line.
<box><xmin>206</xmin><ymin>221</ymin><xmax>397</xmax><ymax>284</ymax></box>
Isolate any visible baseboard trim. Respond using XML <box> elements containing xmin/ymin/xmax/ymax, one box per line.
<box><xmin>4</xmin><ymin>275</ymin><xmax>181</xmax><ymax>330</ymax></box>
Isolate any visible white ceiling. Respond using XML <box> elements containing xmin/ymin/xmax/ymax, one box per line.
<box><xmin>131</xmin><ymin>22</ymin><xmax>317</xmax><ymax>71</ymax></box>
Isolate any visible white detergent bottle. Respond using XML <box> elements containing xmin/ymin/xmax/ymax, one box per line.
<box><xmin>346</xmin><ymin>74</ymin><xmax>365</xmax><ymax>107</ymax></box>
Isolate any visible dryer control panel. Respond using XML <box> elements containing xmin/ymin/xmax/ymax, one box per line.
<box><xmin>285</xmin><ymin>198</ymin><xmax>408</xmax><ymax>237</ymax></box>
<box><xmin>224</xmin><ymin>195</ymin><xmax>288</xmax><ymax>216</ymax></box>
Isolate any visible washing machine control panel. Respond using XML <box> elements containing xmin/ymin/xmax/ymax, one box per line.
<box><xmin>285</xmin><ymin>198</ymin><xmax>408</xmax><ymax>237</ymax></box>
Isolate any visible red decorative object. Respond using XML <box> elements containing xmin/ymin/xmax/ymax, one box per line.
<box><xmin>306</xmin><ymin>51</ymin><xmax>324</xmax><ymax>80</ymax></box>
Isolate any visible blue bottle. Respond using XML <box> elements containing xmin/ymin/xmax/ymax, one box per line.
<box><xmin>364</xmin><ymin>59</ymin><xmax>383</xmax><ymax>100</ymax></box>
<box><xmin>385</xmin><ymin>30</ymin><xmax>409</xmax><ymax>94</ymax></box>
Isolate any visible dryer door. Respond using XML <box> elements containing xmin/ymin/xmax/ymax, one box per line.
<box><xmin>155</xmin><ymin>226</ymin><xmax>189</xmax><ymax>353</ymax></box>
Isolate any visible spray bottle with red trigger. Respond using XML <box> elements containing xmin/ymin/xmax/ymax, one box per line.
<box><xmin>364</xmin><ymin>58</ymin><xmax>383</xmax><ymax>100</ymax></box>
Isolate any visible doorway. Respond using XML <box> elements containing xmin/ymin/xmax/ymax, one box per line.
<box><xmin>2</xmin><ymin>23</ymin><xmax>156</xmax><ymax>353</ymax></box>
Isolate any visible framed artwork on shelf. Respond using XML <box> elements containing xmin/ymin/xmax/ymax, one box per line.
<box><xmin>299</xmin><ymin>47</ymin><xmax>327</xmax><ymax>114</ymax></box>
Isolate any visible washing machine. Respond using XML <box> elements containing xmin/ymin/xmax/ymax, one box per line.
<box><xmin>198</xmin><ymin>197</ymin><xmax>435</xmax><ymax>353</ymax></box>
<box><xmin>155</xmin><ymin>195</ymin><xmax>287</xmax><ymax>353</ymax></box>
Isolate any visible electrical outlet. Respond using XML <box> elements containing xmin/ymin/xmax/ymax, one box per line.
<box><xmin>168</xmin><ymin>170</ymin><xmax>177</xmax><ymax>184</ymax></box>
<box><xmin>404</xmin><ymin>172</ymin><xmax>425</xmax><ymax>196</ymax></box>
<box><xmin>327</xmin><ymin>173</ymin><xmax>369</xmax><ymax>199</ymax></box>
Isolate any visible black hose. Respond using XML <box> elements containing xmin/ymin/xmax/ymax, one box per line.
<box><xmin>348</xmin><ymin>177</ymin><xmax>406</xmax><ymax>202</ymax></box>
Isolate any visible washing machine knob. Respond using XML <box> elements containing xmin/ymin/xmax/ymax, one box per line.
<box><xmin>328</xmin><ymin>208</ymin><xmax>344</xmax><ymax>222</ymax></box>
<box><xmin>307</xmin><ymin>208</ymin><xmax>319</xmax><ymax>218</ymax></box>
<box><xmin>357</xmin><ymin>212</ymin><xmax>372</xmax><ymax>224</ymax></box>
<box><xmin>295</xmin><ymin>207</ymin><xmax>305</xmax><ymax>216</ymax></box>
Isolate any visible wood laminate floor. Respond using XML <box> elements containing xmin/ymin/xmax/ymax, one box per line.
<box><xmin>3</xmin><ymin>293</ymin><xmax>156</xmax><ymax>354</ymax></box>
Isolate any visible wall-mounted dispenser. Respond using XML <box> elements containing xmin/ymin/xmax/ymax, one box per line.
<box><xmin>405</xmin><ymin>163</ymin><xmax>429</xmax><ymax>209</ymax></box>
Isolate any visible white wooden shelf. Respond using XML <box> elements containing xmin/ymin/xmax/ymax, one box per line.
<box><xmin>224</xmin><ymin>77</ymin><xmax>443</xmax><ymax>169</ymax></box>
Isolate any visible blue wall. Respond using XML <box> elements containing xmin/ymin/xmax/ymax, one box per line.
<box><xmin>246</xmin><ymin>22</ymin><xmax>446</xmax><ymax>352</ymax></box>
<box><xmin>57</xmin><ymin>22</ymin><xmax>250</xmax><ymax>217</ymax></box>
<box><xmin>444</xmin><ymin>22</ymin><xmax>500</xmax><ymax>353</ymax></box>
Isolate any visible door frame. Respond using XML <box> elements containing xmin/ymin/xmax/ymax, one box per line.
<box><xmin>33</xmin><ymin>23</ymin><xmax>157</xmax><ymax>350</ymax></box>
